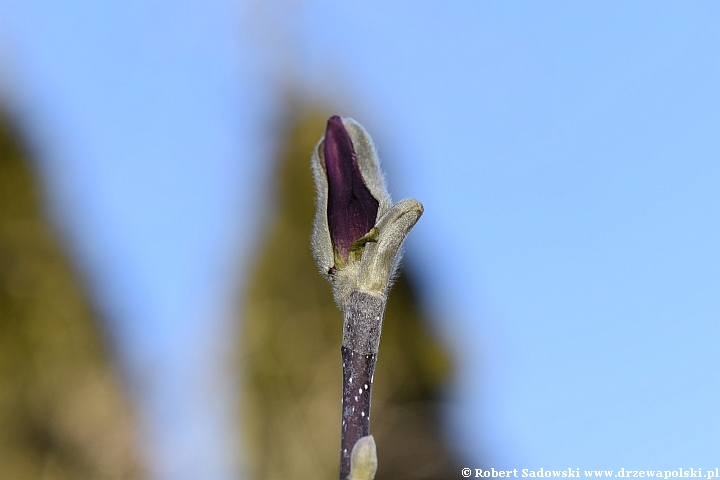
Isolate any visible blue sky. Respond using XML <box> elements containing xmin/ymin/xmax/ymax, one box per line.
<box><xmin>0</xmin><ymin>1</ymin><xmax>718</xmax><ymax>478</ymax></box>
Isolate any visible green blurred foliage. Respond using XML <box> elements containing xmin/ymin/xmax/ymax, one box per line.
<box><xmin>0</xmin><ymin>113</ymin><xmax>145</xmax><ymax>479</ymax></box>
<box><xmin>240</xmin><ymin>107</ymin><xmax>461</xmax><ymax>479</ymax></box>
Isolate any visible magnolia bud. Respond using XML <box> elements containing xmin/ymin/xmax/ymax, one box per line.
<box><xmin>347</xmin><ymin>435</ymin><xmax>378</xmax><ymax>480</ymax></box>
<box><xmin>311</xmin><ymin>116</ymin><xmax>423</xmax><ymax>307</ymax></box>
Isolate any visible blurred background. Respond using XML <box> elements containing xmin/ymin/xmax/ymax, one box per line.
<box><xmin>0</xmin><ymin>1</ymin><xmax>718</xmax><ymax>479</ymax></box>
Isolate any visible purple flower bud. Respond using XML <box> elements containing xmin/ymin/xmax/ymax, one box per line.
<box><xmin>311</xmin><ymin>115</ymin><xmax>421</xmax><ymax>305</ymax></box>
<box><xmin>323</xmin><ymin>116</ymin><xmax>379</xmax><ymax>265</ymax></box>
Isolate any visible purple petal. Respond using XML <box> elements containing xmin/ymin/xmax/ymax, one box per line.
<box><xmin>324</xmin><ymin>116</ymin><xmax>379</xmax><ymax>264</ymax></box>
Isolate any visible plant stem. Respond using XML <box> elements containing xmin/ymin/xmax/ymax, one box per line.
<box><xmin>339</xmin><ymin>291</ymin><xmax>385</xmax><ymax>479</ymax></box>
<box><xmin>340</xmin><ymin>347</ymin><xmax>376</xmax><ymax>478</ymax></box>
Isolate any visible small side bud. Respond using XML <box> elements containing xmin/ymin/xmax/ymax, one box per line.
<box><xmin>358</xmin><ymin>198</ymin><xmax>423</xmax><ymax>295</ymax></box>
<box><xmin>347</xmin><ymin>435</ymin><xmax>378</xmax><ymax>480</ymax></box>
